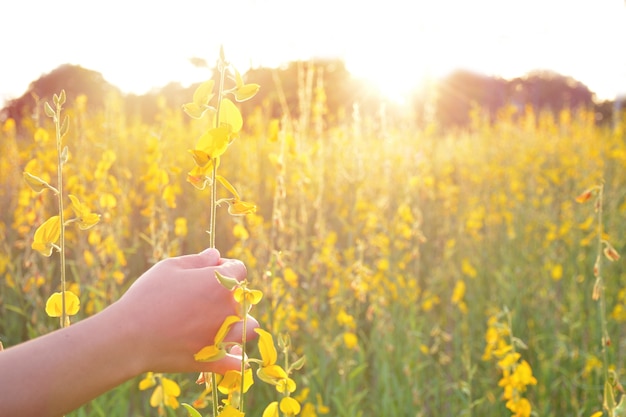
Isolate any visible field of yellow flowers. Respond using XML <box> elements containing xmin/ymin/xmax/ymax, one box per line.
<box><xmin>0</xmin><ymin>69</ymin><xmax>625</xmax><ymax>417</ymax></box>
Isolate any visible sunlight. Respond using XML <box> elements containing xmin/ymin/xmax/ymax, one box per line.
<box><xmin>345</xmin><ymin>57</ymin><xmax>444</xmax><ymax>106</ymax></box>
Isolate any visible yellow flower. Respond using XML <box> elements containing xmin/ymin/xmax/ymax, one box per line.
<box><xmin>217</xmin><ymin>404</ymin><xmax>245</xmax><ymax>417</ymax></box>
<box><xmin>228</xmin><ymin>199</ymin><xmax>257</xmax><ymax>216</ymax></box>
<box><xmin>194</xmin><ymin>315</ymin><xmax>240</xmax><ymax>362</ymax></box>
<box><xmin>151</xmin><ymin>377</ymin><xmax>181</xmax><ymax>409</ymax></box>
<box><xmin>255</xmin><ymin>328</ymin><xmax>296</xmax><ymax>392</ymax></box>
<box><xmin>68</xmin><ymin>195</ymin><xmax>100</xmax><ymax>230</ymax></box>
<box><xmin>343</xmin><ymin>332</ymin><xmax>358</xmax><ymax>349</ymax></box>
<box><xmin>139</xmin><ymin>372</ymin><xmax>181</xmax><ymax>411</ymax></box>
<box><xmin>276</xmin><ymin>377</ymin><xmax>297</xmax><ymax>394</ymax></box>
<box><xmin>32</xmin><ymin>215</ymin><xmax>61</xmax><ymax>256</ymax></box>
<box><xmin>138</xmin><ymin>372</ymin><xmax>157</xmax><ymax>390</ymax></box>
<box><xmin>256</xmin><ymin>328</ymin><xmax>277</xmax><ymax>367</ymax></box>
<box><xmin>174</xmin><ymin>217</ymin><xmax>188</xmax><ymax>237</ymax></box>
<box><xmin>233</xmin><ymin>286</ymin><xmax>263</xmax><ymax>306</ymax></box>
<box><xmin>262</xmin><ymin>401</ymin><xmax>279</xmax><ymax>417</ymax></box>
<box><xmin>218</xmin><ymin>368</ymin><xmax>254</xmax><ymax>395</ymax></box>
<box><xmin>45</xmin><ymin>291</ymin><xmax>80</xmax><ymax>317</ymax></box>
<box><xmin>280</xmin><ymin>397</ymin><xmax>301</xmax><ymax>416</ymax></box>
<box><xmin>194</xmin><ymin>126</ymin><xmax>231</xmax><ymax>161</ymax></box>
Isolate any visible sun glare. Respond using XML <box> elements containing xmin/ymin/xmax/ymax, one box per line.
<box><xmin>345</xmin><ymin>58</ymin><xmax>441</xmax><ymax>106</ymax></box>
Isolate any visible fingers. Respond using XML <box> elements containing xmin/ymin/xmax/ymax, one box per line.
<box><xmin>206</xmin><ymin>351</ymin><xmax>247</xmax><ymax>375</ymax></box>
<box><xmin>197</xmin><ymin>318</ymin><xmax>259</xmax><ymax>375</ymax></box>
<box><xmin>223</xmin><ymin>316</ymin><xmax>260</xmax><ymax>345</ymax></box>
<box><xmin>214</xmin><ymin>258</ymin><xmax>247</xmax><ymax>282</ymax></box>
<box><xmin>171</xmin><ymin>248</ymin><xmax>221</xmax><ymax>269</ymax></box>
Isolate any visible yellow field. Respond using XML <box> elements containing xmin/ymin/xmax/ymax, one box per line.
<box><xmin>0</xmin><ymin>78</ymin><xmax>625</xmax><ymax>417</ymax></box>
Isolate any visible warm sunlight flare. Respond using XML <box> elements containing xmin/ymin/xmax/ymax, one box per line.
<box><xmin>1</xmin><ymin>0</ymin><xmax>625</xmax><ymax>105</ymax></box>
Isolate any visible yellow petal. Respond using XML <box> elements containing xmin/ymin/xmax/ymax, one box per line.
<box><xmin>189</xmin><ymin>149</ymin><xmax>212</xmax><ymax>167</ymax></box>
<box><xmin>262</xmin><ymin>402</ymin><xmax>279</xmax><ymax>417</ymax></box>
<box><xmin>194</xmin><ymin>344</ymin><xmax>226</xmax><ymax>362</ymax></box>
<box><xmin>45</xmin><ymin>291</ymin><xmax>80</xmax><ymax>317</ymax></box>
<box><xmin>150</xmin><ymin>385</ymin><xmax>163</xmax><ymax>407</ymax></box>
<box><xmin>255</xmin><ymin>328</ymin><xmax>277</xmax><ymax>366</ymax></box>
<box><xmin>279</xmin><ymin>397</ymin><xmax>301</xmax><ymax>416</ymax></box>
<box><xmin>161</xmin><ymin>377</ymin><xmax>181</xmax><ymax>396</ymax></box>
<box><xmin>218</xmin><ymin>98</ymin><xmax>243</xmax><ymax>135</ymax></box>
<box><xmin>69</xmin><ymin>195</ymin><xmax>100</xmax><ymax>230</ymax></box>
<box><xmin>257</xmin><ymin>364</ymin><xmax>288</xmax><ymax>385</ymax></box>
<box><xmin>276</xmin><ymin>377</ymin><xmax>297</xmax><ymax>394</ymax></box>
<box><xmin>218</xmin><ymin>404</ymin><xmax>245</xmax><ymax>417</ymax></box>
<box><xmin>78</xmin><ymin>212</ymin><xmax>101</xmax><ymax>230</ymax></box>
<box><xmin>215</xmin><ymin>315</ymin><xmax>241</xmax><ymax>344</ymax></box>
<box><xmin>32</xmin><ymin>216</ymin><xmax>61</xmax><ymax>256</ymax></box>
<box><xmin>228</xmin><ymin>200</ymin><xmax>257</xmax><ymax>216</ymax></box>
<box><xmin>187</xmin><ymin>164</ymin><xmax>213</xmax><ymax>190</ymax></box>
<box><xmin>138</xmin><ymin>372</ymin><xmax>156</xmax><ymax>390</ymax></box>
<box><xmin>196</xmin><ymin>126</ymin><xmax>231</xmax><ymax>159</ymax></box>
<box><xmin>233</xmin><ymin>287</ymin><xmax>263</xmax><ymax>305</ymax></box>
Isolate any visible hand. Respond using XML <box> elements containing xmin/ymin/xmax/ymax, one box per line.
<box><xmin>113</xmin><ymin>248</ymin><xmax>259</xmax><ymax>374</ymax></box>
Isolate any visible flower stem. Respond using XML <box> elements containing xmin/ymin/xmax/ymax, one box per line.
<box><xmin>595</xmin><ymin>184</ymin><xmax>610</xmax><ymax>379</ymax></box>
<box><xmin>239</xmin><ymin>300</ymin><xmax>248</xmax><ymax>411</ymax></box>
<box><xmin>209</xmin><ymin>49</ymin><xmax>228</xmax><ymax>417</ymax></box>
<box><xmin>211</xmin><ymin>372</ymin><xmax>218</xmax><ymax>417</ymax></box>
<box><xmin>54</xmin><ymin>105</ymin><xmax>67</xmax><ymax>329</ymax></box>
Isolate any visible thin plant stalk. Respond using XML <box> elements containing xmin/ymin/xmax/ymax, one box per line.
<box><xmin>208</xmin><ymin>50</ymin><xmax>228</xmax><ymax>417</ymax></box>
<box><xmin>239</xmin><ymin>299</ymin><xmax>249</xmax><ymax>412</ymax></box>
<box><xmin>53</xmin><ymin>104</ymin><xmax>68</xmax><ymax>329</ymax></box>
<box><xmin>593</xmin><ymin>184</ymin><xmax>611</xmax><ymax>384</ymax></box>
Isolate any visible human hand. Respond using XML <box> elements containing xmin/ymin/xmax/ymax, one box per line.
<box><xmin>112</xmin><ymin>248</ymin><xmax>258</xmax><ymax>375</ymax></box>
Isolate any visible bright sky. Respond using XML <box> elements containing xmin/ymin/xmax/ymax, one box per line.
<box><xmin>1</xmin><ymin>0</ymin><xmax>625</xmax><ymax>107</ymax></box>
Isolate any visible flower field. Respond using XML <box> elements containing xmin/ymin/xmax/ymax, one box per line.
<box><xmin>0</xmin><ymin>68</ymin><xmax>625</xmax><ymax>417</ymax></box>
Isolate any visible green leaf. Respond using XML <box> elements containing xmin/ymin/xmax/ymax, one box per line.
<box><xmin>604</xmin><ymin>380</ymin><xmax>616</xmax><ymax>413</ymax></box>
<box><xmin>44</xmin><ymin>102</ymin><xmax>55</xmax><ymax>118</ymax></box>
<box><xmin>183</xmin><ymin>102</ymin><xmax>215</xmax><ymax>120</ymax></box>
<box><xmin>23</xmin><ymin>172</ymin><xmax>58</xmax><ymax>194</ymax></box>
<box><xmin>615</xmin><ymin>394</ymin><xmax>626</xmax><ymax>417</ymax></box>
<box><xmin>216</xmin><ymin>175</ymin><xmax>240</xmax><ymax>200</ymax></box>
<box><xmin>289</xmin><ymin>355</ymin><xmax>306</xmax><ymax>372</ymax></box>
<box><xmin>234</xmin><ymin>83</ymin><xmax>260</xmax><ymax>102</ymax></box>
<box><xmin>181</xmin><ymin>403</ymin><xmax>203</xmax><ymax>417</ymax></box>
<box><xmin>193</xmin><ymin>79</ymin><xmax>215</xmax><ymax>106</ymax></box>
<box><xmin>60</xmin><ymin>146</ymin><xmax>69</xmax><ymax>165</ymax></box>
<box><xmin>215</xmin><ymin>270</ymin><xmax>239</xmax><ymax>290</ymax></box>
<box><xmin>60</xmin><ymin>115</ymin><xmax>69</xmax><ymax>138</ymax></box>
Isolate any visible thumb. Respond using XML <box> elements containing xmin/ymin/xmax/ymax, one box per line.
<box><xmin>203</xmin><ymin>351</ymin><xmax>247</xmax><ymax>375</ymax></box>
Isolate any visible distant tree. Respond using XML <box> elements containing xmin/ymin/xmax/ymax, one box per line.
<box><xmin>434</xmin><ymin>69</ymin><xmax>508</xmax><ymax>127</ymax></box>
<box><xmin>508</xmin><ymin>70</ymin><xmax>593</xmax><ymax>112</ymax></box>
<box><xmin>1</xmin><ymin>64</ymin><xmax>118</xmax><ymax>126</ymax></box>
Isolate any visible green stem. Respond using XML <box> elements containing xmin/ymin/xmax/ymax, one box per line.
<box><xmin>239</xmin><ymin>300</ymin><xmax>249</xmax><ymax>412</ymax></box>
<box><xmin>208</xmin><ymin>52</ymin><xmax>227</xmax><ymax>250</ymax></box>
<box><xmin>211</xmin><ymin>373</ymin><xmax>218</xmax><ymax>417</ymax></box>
<box><xmin>209</xmin><ymin>50</ymin><xmax>228</xmax><ymax>417</ymax></box>
<box><xmin>55</xmin><ymin>105</ymin><xmax>67</xmax><ymax>329</ymax></box>
<box><xmin>209</xmin><ymin>161</ymin><xmax>218</xmax><ymax>249</ymax></box>
<box><xmin>596</xmin><ymin>184</ymin><xmax>610</xmax><ymax>380</ymax></box>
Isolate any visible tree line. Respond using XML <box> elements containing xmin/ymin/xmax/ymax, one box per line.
<box><xmin>1</xmin><ymin>60</ymin><xmax>621</xmax><ymax>131</ymax></box>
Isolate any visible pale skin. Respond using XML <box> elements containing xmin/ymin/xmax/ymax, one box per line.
<box><xmin>0</xmin><ymin>248</ymin><xmax>258</xmax><ymax>417</ymax></box>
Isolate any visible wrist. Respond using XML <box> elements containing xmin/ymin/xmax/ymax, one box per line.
<box><xmin>94</xmin><ymin>300</ymin><xmax>147</xmax><ymax>377</ymax></box>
